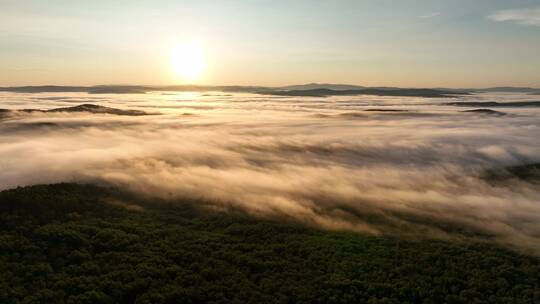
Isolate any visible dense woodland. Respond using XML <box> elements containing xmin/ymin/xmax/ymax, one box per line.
<box><xmin>0</xmin><ymin>183</ymin><xmax>539</xmax><ymax>304</ymax></box>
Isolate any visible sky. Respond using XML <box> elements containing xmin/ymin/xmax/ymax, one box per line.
<box><xmin>1</xmin><ymin>0</ymin><xmax>540</xmax><ymax>88</ymax></box>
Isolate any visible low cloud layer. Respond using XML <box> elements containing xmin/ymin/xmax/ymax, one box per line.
<box><xmin>1</xmin><ymin>91</ymin><xmax>540</xmax><ymax>253</ymax></box>
<box><xmin>489</xmin><ymin>6</ymin><xmax>540</xmax><ymax>26</ymax></box>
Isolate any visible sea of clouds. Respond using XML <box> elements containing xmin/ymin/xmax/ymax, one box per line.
<box><xmin>1</xmin><ymin>91</ymin><xmax>539</xmax><ymax>252</ymax></box>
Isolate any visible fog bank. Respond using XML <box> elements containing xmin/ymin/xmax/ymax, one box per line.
<box><xmin>1</xmin><ymin>91</ymin><xmax>539</xmax><ymax>252</ymax></box>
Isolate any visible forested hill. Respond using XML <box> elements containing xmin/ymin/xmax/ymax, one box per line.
<box><xmin>0</xmin><ymin>183</ymin><xmax>539</xmax><ymax>304</ymax></box>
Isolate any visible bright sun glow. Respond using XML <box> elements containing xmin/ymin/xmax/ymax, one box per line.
<box><xmin>171</xmin><ymin>43</ymin><xmax>206</xmax><ymax>82</ymax></box>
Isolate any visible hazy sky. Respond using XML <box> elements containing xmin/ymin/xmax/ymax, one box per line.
<box><xmin>1</xmin><ymin>0</ymin><xmax>540</xmax><ymax>87</ymax></box>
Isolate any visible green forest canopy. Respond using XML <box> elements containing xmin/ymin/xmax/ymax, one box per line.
<box><xmin>0</xmin><ymin>183</ymin><xmax>539</xmax><ymax>304</ymax></box>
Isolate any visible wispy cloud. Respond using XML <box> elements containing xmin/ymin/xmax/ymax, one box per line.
<box><xmin>420</xmin><ymin>12</ymin><xmax>440</xmax><ymax>19</ymax></box>
<box><xmin>489</xmin><ymin>6</ymin><xmax>540</xmax><ymax>26</ymax></box>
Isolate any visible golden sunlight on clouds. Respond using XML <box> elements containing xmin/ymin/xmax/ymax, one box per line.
<box><xmin>170</xmin><ymin>42</ymin><xmax>206</xmax><ymax>83</ymax></box>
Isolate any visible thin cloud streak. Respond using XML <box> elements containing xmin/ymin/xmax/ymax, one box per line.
<box><xmin>489</xmin><ymin>6</ymin><xmax>540</xmax><ymax>26</ymax></box>
<box><xmin>420</xmin><ymin>12</ymin><xmax>440</xmax><ymax>18</ymax></box>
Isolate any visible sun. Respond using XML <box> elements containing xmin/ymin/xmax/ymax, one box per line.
<box><xmin>171</xmin><ymin>43</ymin><xmax>206</xmax><ymax>82</ymax></box>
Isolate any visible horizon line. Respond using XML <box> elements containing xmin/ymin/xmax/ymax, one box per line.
<box><xmin>1</xmin><ymin>83</ymin><xmax>539</xmax><ymax>90</ymax></box>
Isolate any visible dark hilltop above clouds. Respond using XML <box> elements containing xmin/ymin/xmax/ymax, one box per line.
<box><xmin>447</xmin><ymin>101</ymin><xmax>540</xmax><ymax>107</ymax></box>
<box><xmin>0</xmin><ymin>104</ymin><xmax>150</xmax><ymax>116</ymax></box>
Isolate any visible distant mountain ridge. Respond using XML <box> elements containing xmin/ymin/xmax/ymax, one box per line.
<box><xmin>279</xmin><ymin>83</ymin><xmax>365</xmax><ymax>91</ymax></box>
<box><xmin>0</xmin><ymin>85</ymin><xmax>267</xmax><ymax>94</ymax></box>
<box><xmin>0</xmin><ymin>84</ymin><xmax>538</xmax><ymax>95</ymax></box>
<box><xmin>476</xmin><ymin>87</ymin><xmax>539</xmax><ymax>93</ymax></box>
<box><xmin>259</xmin><ymin>88</ymin><xmax>469</xmax><ymax>98</ymax></box>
